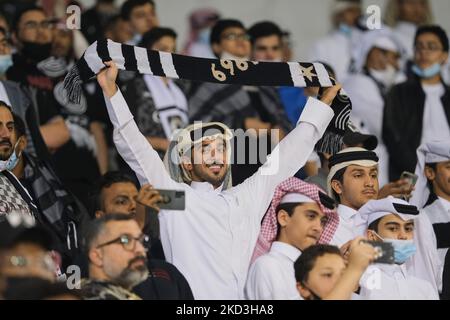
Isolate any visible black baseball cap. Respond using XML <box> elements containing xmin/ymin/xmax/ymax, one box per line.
<box><xmin>343</xmin><ymin>124</ymin><xmax>378</xmax><ymax>151</ymax></box>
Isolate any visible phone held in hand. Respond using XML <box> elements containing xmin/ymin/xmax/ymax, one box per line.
<box><xmin>362</xmin><ymin>240</ymin><xmax>395</xmax><ymax>264</ymax></box>
<box><xmin>400</xmin><ymin>171</ymin><xmax>419</xmax><ymax>188</ymax></box>
<box><xmin>155</xmin><ymin>189</ymin><xmax>185</xmax><ymax>211</ymax></box>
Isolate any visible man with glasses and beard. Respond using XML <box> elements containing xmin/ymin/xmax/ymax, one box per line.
<box><xmin>81</xmin><ymin>214</ymin><xmax>150</xmax><ymax>300</ymax></box>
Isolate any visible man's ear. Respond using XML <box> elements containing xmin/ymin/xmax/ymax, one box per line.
<box><xmin>17</xmin><ymin>136</ymin><xmax>27</xmax><ymax>154</ymax></box>
<box><xmin>424</xmin><ymin>166</ymin><xmax>436</xmax><ymax>182</ymax></box>
<box><xmin>277</xmin><ymin>209</ymin><xmax>290</xmax><ymax>228</ymax></box>
<box><xmin>441</xmin><ymin>52</ymin><xmax>449</xmax><ymax>65</ymax></box>
<box><xmin>297</xmin><ymin>282</ymin><xmax>311</xmax><ymax>300</ymax></box>
<box><xmin>88</xmin><ymin>248</ymin><xmax>103</xmax><ymax>267</ymax></box>
<box><xmin>331</xmin><ymin>180</ymin><xmax>343</xmax><ymax>196</ymax></box>
<box><xmin>181</xmin><ymin>156</ymin><xmax>193</xmax><ymax>172</ymax></box>
<box><xmin>11</xmin><ymin>32</ymin><xmax>20</xmax><ymax>48</ymax></box>
<box><xmin>366</xmin><ymin>229</ymin><xmax>378</xmax><ymax>241</ymax></box>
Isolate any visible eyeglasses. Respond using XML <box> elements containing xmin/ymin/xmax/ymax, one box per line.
<box><xmin>221</xmin><ymin>33</ymin><xmax>250</xmax><ymax>41</ymax></box>
<box><xmin>4</xmin><ymin>252</ymin><xmax>56</xmax><ymax>273</ymax></box>
<box><xmin>22</xmin><ymin>20</ymin><xmax>54</xmax><ymax>31</ymax></box>
<box><xmin>414</xmin><ymin>43</ymin><xmax>443</xmax><ymax>53</ymax></box>
<box><xmin>96</xmin><ymin>234</ymin><xmax>149</xmax><ymax>252</ymax></box>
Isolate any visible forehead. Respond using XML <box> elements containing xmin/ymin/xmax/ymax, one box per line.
<box><xmin>132</xmin><ymin>3</ymin><xmax>154</xmax><ymax>13</ymax></box>
<box><xmin>313</xmin><ymin>253</ymin><xmax>345</xmax><ymax>271</ymax></box>
<box><xmin>20</xmin><ymin>10</ymin><xmax>47</xmax><ymax>23</ymax></box>
<box><xmin>379</xmin><ymin>213</ymin><xmax>413</xmax><ymax>226</ymax></box>
<box><xmin>255</xmin><ymin>35</ymin><xmax>281</xmax><ymax>45</ymax></box>
<box><xmin>0</xmin><ymin>106</ymin><xmax>13</xmax><ymax>122</ymax></box>
<box><xmin>222</xmin><ymin>26</ymin><xmax>245</xmax><ymax>35</ymax></box>
<box><xmin>103</xmin><ymin>220</ymin><xmax>141</xmax><ymax>239</ymax></box>
<box><xmin>292</xmin><ymin>202</ymin><xmax>323</xmax><ymax>216</ymax></box>
<box><xmin>346</xmin><ymin>164</ymin><xmax>378</xmax><ymax>173</ymax></box>
<box><xmin>416</xmin><ymin>32</ymin><xmax>442</xmax><ymax>44</ymax></box>
<box><xmin>102</xmin><ymin>182</ymin><xmax>138</xmax><ymax>198</ymax></box>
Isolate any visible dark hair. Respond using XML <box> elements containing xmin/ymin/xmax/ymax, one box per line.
<box><xmin>12</xmin><ymin>112</ymin><xmax>26</xmax><ymax>138</ymax></box>
<box><xmin>247</xmin><ymin>21</ymin><xmax>282</xmax><ymax>45</ymax></box>
<box><xmin>210</xmin><ymin>19</ymin><xmax>245</xmax><ymax>46</ymax></box>
<box><xmin>294</xmin><ymin>244</ymin><xmax>341</xmax><ymax>283</ymax></box>
<box><xmin>275</xmin><ymin>202</ymin><xmax>303</xmax><ymax>238</ymax></box>
<box><xmin>12</xmin><ymin>5</ymin><xmax>46</xmax><ymax>32</ymax></box>
<box><xmin>367</xmin><ymin>217</ymin><xmax>382</xmax><ymax>233</ymax></box>
<box><xmin>82</xmin><ymin>213</ymin><xmax>134</xmax><ymax>254</ymax></box>
<box><xmin>424</xmin><ymin>162</ymin><xmax>439</xmax><ymax>206</ymax></box>
<box><xmin>4</xmin><ymin>278</ymin><xmax>82</xmax><ymax>300</ymax></box>
<box><xmin>415</xmin><ymin>25</ymin><xmax>449</xmax><ymax>52</ymax></box>
<box><xmin>330</xmin><ymin>167</ymin><xmax>347</xmax><ymax>203</ymax></box>
<box><xmin>89</xmin><ymin>171</ymin><xmax>137</xmax><ymax>215</ymax></box>
<box><xmin>121</xmin><ymin>0</ymin><xmax>155</xmax><ymax>21</ymax></box>
<box><xmin>139</xmin><ymin>27</ymin><xmax>177</xmax><ymax>49</ymax></box>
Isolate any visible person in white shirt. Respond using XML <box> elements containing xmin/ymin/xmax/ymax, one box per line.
<box><xmin>309</xmin><ymin>0</ymin><xmax>363</xmax><ymax>82</ymax></box>
<box><xmin>294</xmin><ymin>240</ymin><xmax>375</xmax><ymax>300</ymax></box>
<box><xmin>327</xmin><ymin>147</ymin><xmax>380</xmax><ymax>247</ymax></box>
<box><xmin>359</xmin><ymin>196</ymin><xmax>439</xmax><ymax>300</ymax></box>
<box><xmin>344</xmin><ymin>28</ymin><xmax>405</xmax><ymax>186</ymax></box>
<box><xmin>412</xmin><ymin>140</ymin><xmax>450</xmax><ymax>295</ymax></box>
<box><xmin>245</xmin><ymin>178</ymin><xmax>340</xmax><ymax>300</ymax></box>
<box><xmin>96</xmin><ymin>60</ymin><xmax>342</xmax><ymax>299</ymax></box>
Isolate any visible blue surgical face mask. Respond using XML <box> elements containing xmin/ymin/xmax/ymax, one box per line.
<box><xmin>0</xmin><ymin>54</ymin><xmax>13</xmax><ymax>75</ymax></box>
<box><xmin>412</xmin><ymin>63</ymin><xmax>442</xmax><ymax>79</ymax></box>
<box><xmin>0</xmin><ymin>139</ymin><xmax>22</xmax><ymax>172</ymax></box>
<box><xmin>372</xmin><ymin>231</ymin><xmax>416</xmax><ymax>264</ymax></box>
<box><xmin>338</xmin><ymin>23</ymin><xmax>353</xmax><ymax>37</ymax></box>
<box><xmin>197</xmin><ymin>28</ymin><xmax>211</xmax><ymax>45</ymax></box>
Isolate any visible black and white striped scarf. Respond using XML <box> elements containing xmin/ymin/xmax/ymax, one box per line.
<box><xmin>64</xmin><ymin>39</ymin><xmax>351</xmax><ymax>154</ymax></box>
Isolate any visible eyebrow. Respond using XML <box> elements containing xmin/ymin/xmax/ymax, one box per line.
<box><xmin>384</xmin><ymin>222</ymin><xmax>401</xmax><ymax>227</ymax></box>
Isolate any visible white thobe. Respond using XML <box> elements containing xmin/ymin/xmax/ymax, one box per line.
<box><xmin>360</xmin><ymin>263</ymin><xmax>439</xmax><ymax>300</ymax></box>
<box><xmin>104</xmin><ymin>89</ymin><xmax>333</xmax><ymax>300</ymax></box>
<box><xmin>421</xmin><ymin>83</ymin><xmax>450</xmax><ymax>144</ymax></box>
<box><xmin>245</xmin><ymin>241</ymin><xmax>302</xmax><ymax>300</ymax></box>
<box><xmin>330</xmin><ymin>205</ymin><xmax>366</xmax><ymax>247</ymax></box>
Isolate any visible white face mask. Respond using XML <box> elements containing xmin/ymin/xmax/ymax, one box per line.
<box><xmin>369</xmin><ymin>64</ymin><xmax>398</xmax><ymax>88</ymax></box>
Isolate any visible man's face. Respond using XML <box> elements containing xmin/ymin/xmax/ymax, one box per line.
<box><xmin>368</xmin><ymin>214</ymin><xmax>415</xmax><ymax>241</ymax></box>
<box><xmin>414</xmin><ymin>32</ymin><xmax>449</xmax><ymax>70</ymax></box>
<box><xmin>0</xmin><ymin>106</ymin><xmax>17</xmax><ymax>161</ymax></box>
<box><xmin>0</xmin><ymin>31</ymin><xmax>12</xmax><ymax>55</ymax></box>
<box><xmin>151</xmin><ymin>36</ymin><xmax>176</xmax><ymax>53</ymax></box>
<box><xmin>337</xmin><ymin>7</ymin><xmax>361</xmax><ymax>27</ymax></box>
<box><xmin>0</xmin><ymin>243</ymin><xmax>56</xmax><ymax>281</ymax></box>
<box><xmin>399</xmin><ymin>0</ymin><xmax>428</xmax><ymax>25</ymax></box>
<box><xmin>110</xmin><ymin>18</ymin><xmax>133</xmax><ymax>43</ymax></box>
<box><xmin>97</xmin><ymin>182</ymin><xmax>139</xmax><ymax>217</ymax></box>
<box><xmin>51</xmin><ymin>29</ymin><xmax>72</xmax><ymax>58</ymax></box>
<box><xmin>252</xmin><ymin>35</ymin><xmax>283</xmax><ymax>61</ymax></box>
<box><xmin>213</xmin><ymin>27</ymin><xmax>250</xmax><ymax>58</ymax></box>
<box><xmin>278</xmin><ymin>202</ymin><xmax>326</xmax><ymax>251</ymax></box>
<box><xmin>129</xmin><ymin>3</ymin><xmax>157</xmax><ymax>35</ymax></box>
<box><xmin>92</xmin><ymin>220</ymin><xmax>148</xmax><ymax>288</ymax></box>
<box><xmin>298</xmin><ymin>253</ymin><xmax>346</xmax><ymax>300</ymax></box>
<box><xmin>332</xmin><ymin>165</ymin><xmax>379</xmax><ymax>210</ymax></box>
<box><xmin>185</xmin><ymin>138</ymin><xmax>229</xmax><ymax>188</ymax></box>
<box><xmin>16</xmin><ymin>10</ymin><xmax>53</xmax><ymax>45</ymax></box>
<box><xmin>426</xmin><ymin>161</ymin><xmax>450</xmax><ymax>199</ymax></box>
<box><xmin>366</xmin><ymin>47</ymin><xmax>400</xmax><ymax>71</ymax></box>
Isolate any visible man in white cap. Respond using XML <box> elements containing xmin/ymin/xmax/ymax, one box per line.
<box><xmin>412</xmin><ymin>140</ymin><xmax>450</xmax><ymax>296</ymax></box>
<box><xmin>344</xmin><ymin>29</ymin><xmax>405</xmax><ymax>186</ymax></box>
<box><xmin>359</xmin><ymin>196</ymin><xmax>439</xmax><ymax>299</ymax></box>
<box><xmin>97</xmin><ymin>61</ymin><xmax>342</xmax><ymax>299</ymax></box>
<box><xmin>245</xmin><ymin>178</ymin><xmax>339</xmax><ymax>300</ymax></box>
<box><xmin>309</xmin><ymin>0</ymin><xmax>363</xmax><ymax>82</ymax></box>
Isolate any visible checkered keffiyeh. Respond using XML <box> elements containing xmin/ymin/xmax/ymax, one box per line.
<box><xmin>0</xmin><ymin>173</ymin><xmax>34</xmax><ymax>219</ymax></box>
<box><xmin>251</xmin><ymin>177</ymin><xmax>340</xmax><ymax>263</ymax></box>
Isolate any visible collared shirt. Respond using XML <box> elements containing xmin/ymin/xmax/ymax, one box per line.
<box><xmin>359</xmin><ymin>263</ymin><xmax>439</xmax><ymax>300</ymax></box>
<box><xmin>245</xmin><ymin>241</ymin><xmax>302</xmax><ymax>300</ymax></box>
<box><xmin>330</xmin><ymin>205</ymin><xmax>365</xmax><ymax>247</ymax></box>
<box><xmin>105</xmin><ymin>89</ymin><xmax>333</xmax><ymax>300</ymax></box>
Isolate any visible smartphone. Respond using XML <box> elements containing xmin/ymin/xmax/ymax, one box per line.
<box><xmin>362</xmin><ymin>241</ymin><xmax>395</xmax><ymax>264</ymax></box>
<box><xmin>400</xmin><ymin>171</ymin><xmax>418</xmax><ymax>187</ymax></box>
<box><xmin>155</xmin><ymin>189</ymin><xmax>185</xmax><ymax>211</ymax></box>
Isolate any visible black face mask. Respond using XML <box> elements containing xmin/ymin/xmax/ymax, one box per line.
<box><xmin>21</xmin><ymin>41</ymin><xmax>52</xmax><ymax>62</ymax></box>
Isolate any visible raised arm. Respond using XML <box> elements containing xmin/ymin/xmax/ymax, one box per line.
<box><xmin>98</xmin><ymin>61</ymin><xmax>181</xmax><ymax>189</ymax></box>
<box><xmin>231</xmin><ymin>85</ymin><xmax>340</xmax><ymax>219</ymax></box>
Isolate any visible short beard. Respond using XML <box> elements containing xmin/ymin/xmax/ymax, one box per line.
<box><xmin>192</xmin><ymin>164</ymin><xmax>227</xmax><ymax>187</ymax></box>
<box><xmin>111</xmin><ymin>257</ymin><xmax>149</xmax><ymax>289</ymax></box>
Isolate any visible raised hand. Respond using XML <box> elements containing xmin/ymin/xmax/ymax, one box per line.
<box><xmin>97</xmin><ymin>60</ymin><xmax>119</xmax><ymax>98</ymax></box>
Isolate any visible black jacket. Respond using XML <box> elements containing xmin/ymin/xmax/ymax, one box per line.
<box><xmin>382</xmin><ymin>77</ymin><xmax>450</xmax><ymax>180</ymax></box>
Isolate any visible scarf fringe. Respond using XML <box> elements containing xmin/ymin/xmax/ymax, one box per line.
<box><xmin>63</xmin><ymin>64</ymin><xmax>83</xmax><ymax>105</ymax></box>
<box><xmin>315</xmin><ymin>131</ymin><xmax>344</xmax><ymax>155</ymax></box>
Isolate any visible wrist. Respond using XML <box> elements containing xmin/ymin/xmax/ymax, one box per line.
<box><xmin>105</xmin><ymin>85</ymin><xmax>118</xmax><ymax>98</ymax></box>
